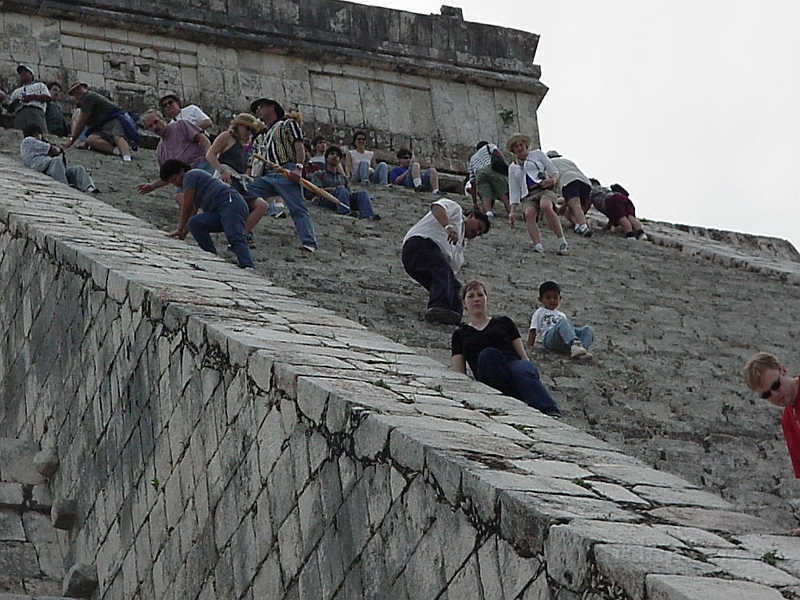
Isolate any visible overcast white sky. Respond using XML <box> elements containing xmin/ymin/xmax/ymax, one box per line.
<box><xmin>350</xmin><ymin>0</ymin><xmax>800</xmax><ymax>250</ymax></box>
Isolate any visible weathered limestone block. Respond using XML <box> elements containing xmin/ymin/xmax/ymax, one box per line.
<box><xmin>646</xmin><ymin>574</ymin><xmax>785</xmax><ymax>600</ymax></box>
<box><xmin>545</xmin><ymin>520</ymin><xmax>684</xmax><ymax>592</ymax></box>
<box><xmin>63</xmin><ymin>562</ymin><xmax>98</xmax><ymax>598</ymax></box>
<box><xmin>0</xmin><ymin>482</ymin><xmax>24</xmax><ymax>507</ymax></box>
<box><xmin>594</xmin><ymin>544</ymin><xmax>716</xmax><ymax>599</ymax></box>
<box><xmin>34</xmin><ymin>447</ymin><xmax>59</xmax><ymax>479</ymax></box>
<box><xmin>50</xmin><ymin>497</ymin><xmax>78</xmax><ymax>530</ymax></box>
<box><xmin>0</xmin><ymin>439</ymin><xmax>42</xmax><ymax>485</ymax></box>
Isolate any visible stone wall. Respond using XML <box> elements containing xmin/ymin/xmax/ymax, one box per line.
<box><xmin>1</xmin><ymin>158</ymin><xmax>797</xmax><ymax>599</ymax></box>
<box><xmin>0</xmin><ymin>0</ymin><xmax>547</xmax><ymax>171</ymax></box>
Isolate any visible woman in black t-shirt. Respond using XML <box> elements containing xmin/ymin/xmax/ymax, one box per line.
<box><xmin>452</xmin><ymin>281</ymin><xmax>561</xmax><ymax>417</ymax></box>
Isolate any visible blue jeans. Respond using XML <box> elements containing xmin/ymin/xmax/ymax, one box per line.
<box><xmin>187</xmin><ymin>192</ymin><xmax>254</xmax><ymax>268</ymax></box>
<box><xmin>355</xmin><ymin>161</ymin><xmax>389</xmax><ymax>185</ymax></box>
<box><xmin>401</xmin><ymin>236</ymin><xmax>462</xmax><ymax>315</ymax></box>
<box><xmin>247</xmin><ymin>164</ymin><xmax>317</xmax><ymax>249</ymax></box>
<box><xmin>400</xmin><ymin>169</ymin><xmax>432</xmax><ymax>190</ymax></box>
<box><xmin>475</xmin><ymin>348</ymin><xmax>561</xmax><ymax>417</ymax></box>
<box><xmin>542</xmin><ymin>319</ymin><xmax>594</xmax><ymax>352</ymax></box>
<box><xmin>320</xmin><ymin>187</ymin><xmax>375</xmax><ymax>219</ymax></box>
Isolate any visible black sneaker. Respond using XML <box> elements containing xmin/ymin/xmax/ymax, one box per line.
<box><xmin>424</xmin><ymin>307</ymin><xmax>462</xmax><ymax>325</ymax></box>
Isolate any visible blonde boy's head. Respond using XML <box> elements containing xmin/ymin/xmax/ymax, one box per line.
<box><xmin>743</xmin><ymin>352</ymin><xmax>781</xmax><ymax>390</ymax></box>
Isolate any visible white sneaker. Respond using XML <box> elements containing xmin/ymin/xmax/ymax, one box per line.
<box><xmin>122</xmin><ymin>155</ymin><xmax>132</xmax><ymax>162</ymax></box>
<box><xmin>486</xmin><ymin>211</ymin><xmax>494</xmax><ymax>220</ymax></box>
<box><xmin>570</xmin><ymin>341</ymin><xmax>587</xmax><ymax>358</ymax></box>
<box><xmin>557</xmin><ymin>242</ymin><xmax>570</xmax><ymax>256</ymax></box>
<box><xmin>533</xmin><ymin>243</ymin><xmax>545</xmax><ymax>254</ymax></box>
<box><xmin>638</xmin><ymin>232</ymin><xmax>649</xmax><ymax>241</ymax></box>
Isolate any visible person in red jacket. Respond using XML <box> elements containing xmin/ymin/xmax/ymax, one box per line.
<box><xmin>744</xmin><ymin>352</ymin><xmax>800</xmax><ymax>534</ymax></box>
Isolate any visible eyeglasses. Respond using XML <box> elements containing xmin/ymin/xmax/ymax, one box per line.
<box><xmin>355</xmin><ymin>137</ymin><xmax>366</xmax><ymax>142</ymax></box>
<box><xmin>761</xmin><ymin>375</ymin><xmax>782</xmax><ymax>399</ymax></box>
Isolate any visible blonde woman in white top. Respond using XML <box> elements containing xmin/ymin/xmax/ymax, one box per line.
<box><xmin>344</xmin><ymin>131</ymin><xmax>388</xmax><ymax>185</ymax></box>
<box><xmin>507</xmin><ymin>133</ymin><xmax>569</xmax><ymax>255</ymax></box>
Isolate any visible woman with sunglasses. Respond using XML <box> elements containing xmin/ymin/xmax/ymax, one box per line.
<box><xmin>344</xmin><ymin>130</ymin><xmax>389</xmax><ymax>185</ymax></box>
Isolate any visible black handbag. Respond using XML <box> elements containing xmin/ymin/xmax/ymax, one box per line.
<box><xmin>490</xmin><ymin>151</ymin><xmax>508</xmax><ymax>176</ymax></box>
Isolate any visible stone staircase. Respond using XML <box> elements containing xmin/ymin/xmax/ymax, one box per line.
<box><xmin>0</xmin><ymin>438</ymin><xmax>72</xmax><ymax>600</ymax></box>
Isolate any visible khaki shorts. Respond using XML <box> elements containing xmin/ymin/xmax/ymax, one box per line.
<box><xmin>522</xmin><ymin>187</ymin><xmax>558</xmax><ymax>217</ymax></box>
<box><xmin>475</xmin><ymin>165</ymin><xmax>508</xmax><ymax>200</ymax></box>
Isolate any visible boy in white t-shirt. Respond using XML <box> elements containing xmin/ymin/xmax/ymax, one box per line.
<box><xmin>527</xmin><ymin>280</ymin><xmax>594</xmax><ymax>359</ymax></box>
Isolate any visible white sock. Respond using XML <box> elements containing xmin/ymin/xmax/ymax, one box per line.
<box><xmin>559</xmin><ymin>237</ymin><xmax>568</xmax><ymax>245</ymax></box>
<box><xmin>413</xmin><ymin>178</ymin><xmax>423</xmax><ymax>188</ymax></box>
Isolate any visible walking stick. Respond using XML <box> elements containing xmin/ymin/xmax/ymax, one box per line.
<box><xmin>251</xmin><ymin>154</ymin><xmax>343</xmax><ymax>206</ymax></box>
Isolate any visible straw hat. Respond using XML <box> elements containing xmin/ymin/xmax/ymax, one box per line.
<box><xmin>230</xmin><ymin>113</ymin><xmax>261</xmax><ymax>134</ymax></box>
<box><xmin>67</xmin><ymin>82</ymin><xmax>88</xmax><ymax>95</ymax></box>
<box><xmin>506</xmin><ymin>133</ymin><xmax>531</xmax><ymax>153</ymax></box>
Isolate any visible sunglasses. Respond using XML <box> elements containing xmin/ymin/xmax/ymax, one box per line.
<box><xmin>761</xmin><ymin>375</ymin><xmax>782</xmax><ymax>399</ymax></box>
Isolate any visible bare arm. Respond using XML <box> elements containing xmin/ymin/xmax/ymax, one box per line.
<box><xmin>430</xmin><ymin>203</ymin><xmax>458</xmax><ymax>244</ymax></box>
<box><xmin>167</xmin><ymin>188</ymin><xmax>197</xmax><ymax>239</ymax></box>
<box><xmin>195</xmin><ymin>132</ymin><xmax>212</xmax><ymax>153</ymax></box>
<box><xmin>526</xmin><ymin>329</ymin><xmax>537</xmax><ymax>347</ymax></box>
<box><xmin>289</xmin><ymin>139</ymin><xmax>305</xmax><ymax>182</ymax></box>
<box><xmin>452</xmin><ymin>354</ymin><xmax>467</xmax><ymax>375</ymax></box>
<box><xmin>196</xmin><ymin>118</ymin><xmax>213</xmax><ymax>131</ymax></box>
<box><xmin>512</xmin><ymin>337</ymin><xmax>529</xmax><ymax>361</ymax></box>
<box><xmin>205</xmin><ymin>132</ymin><xmax>234</xmax><ymax>183</ymax></box>
<box><xmin>64</xmin><ymin>109</ymin><xmax>90</xmax><ymax>148</ymax></box>
<box><xmin>137</xmin><ymin>179</ymin><xmax>169</xmax><ymax>194</ymax></box>
<box><xmin>343</xmin><ymin>152</ymin><xmax>353</xmax><ymax>178</ymax></box>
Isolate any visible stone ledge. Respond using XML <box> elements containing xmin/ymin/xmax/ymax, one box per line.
<box><xmin>1</xmin><ymin>155</ymin><xmax>799</xmax><ymax>598</ymax></box>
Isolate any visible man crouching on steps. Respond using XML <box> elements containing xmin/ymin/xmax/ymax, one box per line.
<box><xmin>402</xmin><ymin>199</ymin><xmax>490</xmax><ymax>325</ymax></box>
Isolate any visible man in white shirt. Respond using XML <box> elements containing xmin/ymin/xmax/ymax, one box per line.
<box><xmin>159</xmin><ymin>93</ymin><xmax>213</xmax><ymax>131</ymax></box>
<box><xmin>401</xmin><ymin>199</ymin><xmax>490</xmax><ymax>325</ymax></box>
<box><xmin>6</xmin><ymin>65</ymin><xmax>50</xmax><ymax>133</ymax></box>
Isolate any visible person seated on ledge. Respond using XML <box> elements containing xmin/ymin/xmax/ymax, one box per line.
<box><xmin>44</xmin><ymin>82</ymin><xmax>70</xmax><ymax>138</ymax></box>
<box><xmin>159</xmin><ymin>92</ymin><xmax>213</xmax><ymax>131</ymax></box>
<box><xmin>308</xmin><ymin>145</ymin><xmax>380</xmax><ymax>220</ymax></box>
<box><xmin>160</xmin><ymin>159</ymin><xmax>254</xmax><ymax>269</ymax></box>
<box><xmin>390</xmin><ymin>148</ymin><xmax>439</xmax><ymax>193</ymax></box>
<box><xmin>345</xmin><ymin>130</ymin><xmax>388</xmax><ymax>185</ymax></box>
<box><xmin>452</xmin><ymin>280</ymin><xmax>562</xmax><ymax>418</ymax></box>
<box><xmin>743</xmin><ymin>352</ymin><xmax>800</xmax><ymax>536</ymax></box>
<box><xmin>528</xmin><ymin>280</ymin><xmax>594</xmax><ymax>360</ymax></box>
<box><xmin>64</xmin><ymin>83</ymin><xmax>139</xmax><ymax>162</ymax></box>
<box><xmin>20</xmin><ymin>123</ymin><xmax>98</xmax><ymax>193</ymax></box>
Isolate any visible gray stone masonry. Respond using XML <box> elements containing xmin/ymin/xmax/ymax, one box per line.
<box><xmin>0</xmin><ymin>1</ymin><xmax>547</xmax><ymax>172</ymax></box>
<box><xmin>0</xmin><ymin>438</ymin><xmax>69</xmax><ymax>599</ymax></box>
<box><xmin>2</xmin><ymin>153</ymin><xmax>800</xmax><ymax>599</ymax></box>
